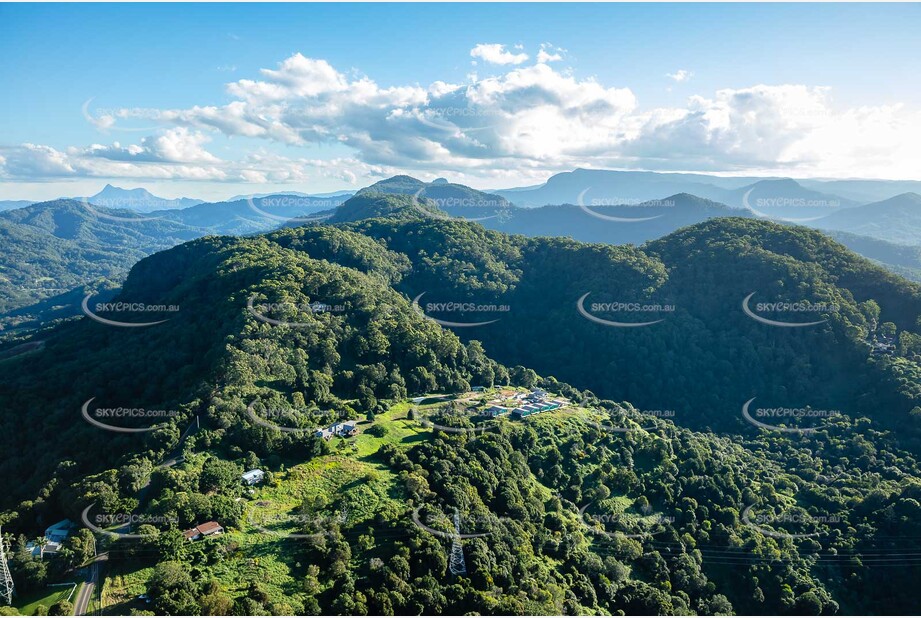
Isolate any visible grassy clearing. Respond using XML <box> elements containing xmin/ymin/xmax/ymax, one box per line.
<box><xmin>237</xmin><ymin>403</ymin><xmax>420</xmax><ymax>550</ymax></box>
<box><xmin>12</xmin><ymin>584</ymin><xmax>73</xmax><ymax>616</ymax></box>
<box><xmin>218</xmin><ymin>404</ymin><xmax>427</xmax><ymax>608</ymax></box>
<box><xmin>353</xmin><ymin>402</ymin><xmax>430</xmax><ymax>458</ymax></box>
<box><xmin>207</xmin><ymin>547</ymin><xmax>299</xmax><ymax>606</ymax></box>
<box><xmin>244</xmin><ymin>451</ymin><xmax>404</xmax><ymax>535</ymax></box>
<box><xmin>99</xmin><ymin>560</ymin><xmax>154</xmax><ymax>610</ymax></box>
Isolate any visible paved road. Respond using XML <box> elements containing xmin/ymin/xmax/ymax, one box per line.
<box><xmin>73</xmin><ymin>553</ymin><xmax>107</xmax><ymax>616</ymax></box>
<box><xmin>72</xmin><ymin>562</ymin><xmax>94</xmax><ymax>616</ymax></box>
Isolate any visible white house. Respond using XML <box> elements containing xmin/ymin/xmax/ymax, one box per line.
<box><xmin>316</xmin><ymin>420</ymin><xmax>359</xmax><ymax>440</ymax></box>
<box><xmin>242</xmin><ymin>469</ymin><xmax>265</xmax><ymax>486</ymax></box>
<box><xmin>330</xmin><ymin>421</ymin><xmax>358</xmax><ymax>436</ymax></box>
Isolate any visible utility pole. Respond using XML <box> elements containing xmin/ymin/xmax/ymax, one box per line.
<box><xmin>0</xmin><ymin>526</ymin><xmax>15</xmax><ymax>606</ymax></box>
<box><xmin>448</xmin><ymin>509</ymin><xmax>467</xmax><ymax>576</ymax></box>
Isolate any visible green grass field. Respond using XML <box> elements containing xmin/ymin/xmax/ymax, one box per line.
<box><xmin>12</xmin><ymin>584</ymin><xmax>74</xmax><ymax>616</ymax></box>
<box><xmin>353</xmin><ymin>402</ymin><xmax>431</xmax><ymax>457</ymax></box>
<box><xmin>99</xmin><ymin>560</ymin><xmax>154</xmax><ymax>612</ymax></box>
<box><xmin>241</xmin><ymin>405</ymin><xmax>418</xmax><ymax>535</ymax></box>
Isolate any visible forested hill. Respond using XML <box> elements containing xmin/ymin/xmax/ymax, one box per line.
<box><xmin>325</xmin><ymin>193</ymin><xmax>448</xmax><ymax>224</ymax></box>
<box><xmin>0</xmin><ymin>195</ymin><xmax>347</xmax><ymax>333</ymax></box>
<box><xmin>0</xmin><ymin>200</ymin><xmax>202</xmax><ymax>315</ymax></box>
<box><xmin>825</xmin><ymin>230</ymin><xmax>921</xmax><ymax>282</ymax></box>
<box><xmin>330</xmin><ymin>215</ymin><xmax>921</xmax><ymax>445</ymax></box>
<box><xmin>344</xmin><ymin>174</ymin><xmax>751</xmax><ymax>245</ymax></box>
<box><xmin>357</xmin><ymin>175</ymin><xmax>512</xmax><ymax>209</ymax></box>
<box><xmin>473</xmin><ymin>192</ymin><xmax>749</xmax><ymax>245</ymax></box>
<box><xmin>2</xmin><ymin>213</ymin><xmax>921</xmax><ymax>614</ymax></box>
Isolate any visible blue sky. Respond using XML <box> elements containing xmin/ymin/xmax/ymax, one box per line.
<box><xmin>2</xmin><ymin>3</ymin><xmax>921</xmax><ymax>200</ymax></box>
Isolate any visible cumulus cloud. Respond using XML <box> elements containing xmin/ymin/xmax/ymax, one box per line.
<box><xmin>622</xmin><ymin>84</ymin><xmax>921</xmax><ymax>178</ymax></box>
<box><xmin>0</xmin><ymin>141</ymin><xmax>229</xmax><ymax>182</ymax></box>
<box><xmin>0</xmin><ymin>137</ymin><xmax>397</xmax><ymax>187</ymax></box>
<box><xmin>3</xmin><ymin>144</ymin><xmax>76</xmax><ymax>177</ymax></box>
<box><xmin>8</xmin><ymin>48</ymin><xmax>921</xmax><ymax>185</ymax></box>
<box><xmin>83</xmin><ymin>128</ymin><xmax>220</xmax><ymax>164</ymax></box>
<box><xmin>666</xmin><ymin>69</ymin><xmax>693</xmax><ymax>83</ymax></box>
<box><xmin>470</xmin><ymin>43</ymin><xmax>529</xmax><ymax>66</ymax></box>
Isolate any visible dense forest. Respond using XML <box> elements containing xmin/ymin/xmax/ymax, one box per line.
<box><xmin>327</xmin><ymin>205</ymin><xmax>921</xmax><ymax>447</ymax></box>
<box><xmin>2</xmin><ymin>192</ymin><xmax>921</xmax><ymax>615</ymax></box>
<box><xmin>0</xmin><ymin>196</ymin><xmax>347</xmax><ymax>336</ymax></box>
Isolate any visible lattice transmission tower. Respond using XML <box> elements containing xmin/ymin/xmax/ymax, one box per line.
<box><xmin>448</xmin><ymin>509</ymin><xmax>467</xmax><ymax>576</ymax></box>
<box><xmin>0</xmin><ymin>526</ymin><xmax>14</xmax><ymax>606</ymax></box>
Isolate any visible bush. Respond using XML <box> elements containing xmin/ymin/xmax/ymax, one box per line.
<box><xmin>366</xmin><ymin>425</ymin><xmax>389</xmax><ymax>437</ymax></box>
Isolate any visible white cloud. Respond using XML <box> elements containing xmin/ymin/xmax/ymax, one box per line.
<box><xmin>228</xmin><ymin>53</ymin><xmax>348</xmax><ymax>101</ymax></box>
<box><xmin>470</xmin><ymin>43</ymin><xmax>529</xmax><ymax>66</ymax></box>
<box><xmin>0</xmin><ymin>136</ymin><xmax>397</xmax><ymax>188</ymax></box>
<box><xmin>81</xmin><ymin>128</ymin><xmax>220</xmax><ymax>164</ymax></box>
<box><xmin>666</xmin><ymin>69</ymin><xmax>693</xmax><ymax>83</ymax></box>
<box><xmin>0</xmin><ymin>142</ymin><xmax>229</xmax><ymax>182</ymax></box>
<box><xmin>8</xmin><ymin>50</ymin><xmax>921</xmax><ymax>186</ymax></box>
<box><xmin>536</xmin><ymin>44</ymin><xmax>565</xmax><ymax>64</ymax></box>
<box><xmin>3</xmin><ymin>144</ymin><xmax>76</xmax><ymax>177</ymax></box>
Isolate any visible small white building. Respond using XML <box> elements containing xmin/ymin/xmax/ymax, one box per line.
<box><xmin>331</xmin><ymin>421</ymin><xmax>358</xmax><ymax>436</ymax></box>
<box><xmin>316</xmin><ymin>420</ymin><xmax>359</xmax><ymax>440</ymax></box>
<box><xmin>242</xmin><ymin>469</ymin><xmax>265</xmax><ymax>486</ymax></box>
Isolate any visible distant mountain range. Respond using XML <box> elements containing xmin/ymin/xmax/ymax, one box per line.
<box><xmin>151</xmin><ymin>194</ymin><xmax>347</xmax><ymax>235</ymax></box>
<box><xmin>492</xmin><ymin>168</ymin><xmax>921</xmax><ymax>209</ymax></box>
<box><xmin>82</xmin><ymin>184</ymin><xmax>204</xmax><ymax>212</ymax></box>
<box><xmin>814</xmin><ymin>193</ymin><xmax>921</xmax><ymax>245</ymax></box>
<box><xmin>0</xmin><ymin>199</ymin><xmax>34</xmax><ymax>212</ymax></box>
<box><xmin>228</xmin><ymin>189</ymin><xmax>355</xmax><ymax>201</ymax></box>
<box><xmin>493</xmin><ymin>169</ymin><xmax>751</xmax><ymax>207</ymax></box>
<box><xmin>7</xmin><ymin>170</ymin><xmax>921</xmax><ymax>216</ymax></box>
<box><xmin>3</xmin><ymin>172</ymin><xmax>921</xmax><ymax>337</ymax></box>
<box><xmin>478</xmin><ymin>193</ymin><xmax>749</xmax><ymax>245</ymax></box>
<box><xmin>0</xmin><ymin>192</ymin><xmax>349</xmax><ymax>331</ymax></box>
